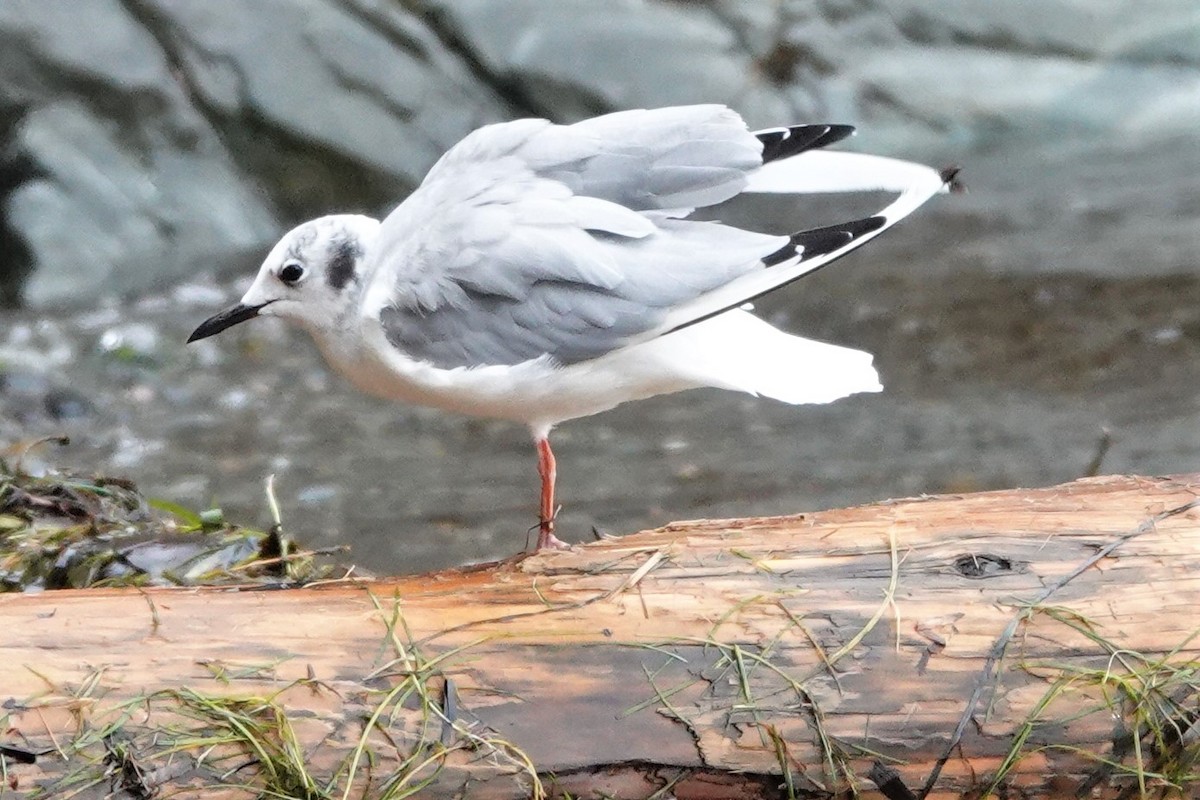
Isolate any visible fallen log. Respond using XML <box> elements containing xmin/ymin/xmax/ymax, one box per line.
<box><xmin>3</xmin><ymin>473</ymin><xmax>1200</xmax><ymax>799</ymax></box>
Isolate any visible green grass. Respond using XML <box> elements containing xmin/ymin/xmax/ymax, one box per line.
<box><xmin>985</xmin><ymin>606</ymin><xmax>1200</xmax><ymax>798</ymax></box>
<box><xmin>10</xmin><ymin>592</ymin><xmax>544</xmax><ymax>799</ymax></box>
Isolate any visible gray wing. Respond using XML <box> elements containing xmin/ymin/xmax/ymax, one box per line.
<box><xmin>423</xmin><ymin>105</ymin><xmax>763</xmax><ymax>214</ymax></box>
<box><xmin>376</xmin><ymin>210</ymin><xmax>783</xmax><ymax>368</ymax></box>
<box><xmin>367</xmin><ymin>106</ymin><xmax>785</xmax><ymax>369</ymax></box>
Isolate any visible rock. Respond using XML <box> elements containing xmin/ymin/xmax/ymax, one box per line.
<box><xmin>0</xmin><ymin>0</ymin><xmax>509</xmax><ymax>308</ymax></box>
<box><xmin>8</xmin><ymin>102</ymin><xmax>279</xmax><ymax>306</ymax></box>
<box><xmin>42</xmin><ymin>387</ymin><xmax>93</xmax><ymax>422</ymax></box>
<box><xmin>97</xmin><ymin>321</ymin><xmax>162</xmax><ymax>364</ymax></box>
<box><xmin>0</xmin><ymin>366</ymin><xmax>93</xmax><ymax>427</ymax></box>
<box><xmin>421</xmin><ymin>0</ymin><xmax>794</xmax><ymax>125</ymax></box>
<box><xmin>705</xmin><ymin>0</ymin><xmax>1200</xmax><ymax>154</ymax></box>
<box><xmin>0</xmin><ymin>0</ymin><xmax>279</xmax><ymax>307</ymax></box>
<box><xmin>123</xmin><ymin>0</ymin><xmax>512</xmax><ymax>216</ymax></box>
<box><xmin>0</xmin><ymin>0</ymin><xmax>1198</xmax><ymax>307</ymax></box>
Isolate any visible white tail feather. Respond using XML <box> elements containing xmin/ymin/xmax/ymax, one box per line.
<box><xmin>656</xmin><ymin>152</ymin><xmax>946</xmax><ymax>337</ymax></box>
<box><xmin>648</xmin><ymin>310</ymin><xmax>881</xmax><ymax>405</ymax></box>
<box><xmin>746</xmin><ymin>150</ymin><xmax>949</xmax><ymax>195</ymax></box>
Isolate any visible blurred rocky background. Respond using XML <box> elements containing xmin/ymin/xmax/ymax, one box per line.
<box><xmin>1</xmin><ymin>0</ymin><xmax>1198</xmax><ymax>572</ymax></box>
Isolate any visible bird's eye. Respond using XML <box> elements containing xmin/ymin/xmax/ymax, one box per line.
<box><xmin>279</xmin><ymin>262</ymin><xmax>305</xmax><ymax>285</ymax></box>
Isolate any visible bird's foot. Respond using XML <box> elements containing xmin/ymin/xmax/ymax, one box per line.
<box><xmin>536</xmin><ymin>529</ymin><xmax>572</xmax><ymax>551</ymax></box>
<box><xmin>524</xmin><ymin>518</ymin><xmax>571</xmax><ymax>551</ymax></box>
<box><xmin>533</xmin><ymin>511</ymin><xmax>571</xmax><ymax>550</ymax></box>
<box><xmin>529</xmin><ymin>502</ymin><xmax>570</xmax><ymax>551</ymax></box>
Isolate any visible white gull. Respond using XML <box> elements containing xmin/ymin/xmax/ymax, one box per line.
<box><xmin>189</xmin><ymin>105</ymin><xmax>954</xmax><ymax>551</ymax></box>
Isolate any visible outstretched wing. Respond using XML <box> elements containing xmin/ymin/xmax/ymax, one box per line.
<box><xmin>370</xmin><ymin>176</ymin><xmax>783</xmax><ymax>368</ymax></box>
<box><xmin>422</xmin><ymin>105</ymin><xmax>766</xmax><ymax>214</ymax></box>
<box><xmin>362</xmin><ymin>105</ymin><xmax>947</xmax><ymax>370</ymax></box>
<box><xmin>657</xmin><ymin>149</ymin><xmax>951</xmax><ymax>336</ymax></box>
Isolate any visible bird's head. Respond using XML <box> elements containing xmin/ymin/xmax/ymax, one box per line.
<box><xmin>188</xmin><ymin>214</ymin><xmax>380</xmax><ymax>343</ymax></box>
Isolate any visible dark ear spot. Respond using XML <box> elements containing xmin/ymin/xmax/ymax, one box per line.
<box><xmin>327</xmin><ymin>237</ymin><xmax>361</xmax><ymax>290</ymax></box>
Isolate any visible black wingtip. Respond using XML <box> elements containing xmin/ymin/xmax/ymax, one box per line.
<box><xmin>757</xmin><ymin>123</ymin><xmax>856</xmax><ymax>164</ymax></box>
<box><xmin>939</xmin><ymin>165</ymin><xmax>967</xmax><ymax>194</ymax></box>
<box><xmin>762</xmin><ymin>215</ymin><xmax>887</xmax><ymax>267</ymax></box>
<box><xmin>667</xmin><ymin>213</ymin><xmax>891</xmax><ymax>337</ymax></box>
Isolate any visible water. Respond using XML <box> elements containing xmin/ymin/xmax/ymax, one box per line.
<box><xmin>3</xmin><ymin>137</ymin><xmax>1199</xmax><ymax>575</ymax></box>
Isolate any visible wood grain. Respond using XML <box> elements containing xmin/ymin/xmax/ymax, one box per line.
<box><xmin>3</xmin><ymin>473</ymin><xmax>1199</xmax><ymax>798</ymax></box>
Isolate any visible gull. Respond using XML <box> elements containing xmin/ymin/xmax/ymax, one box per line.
<box><xmin>189</xmin><ymin>105</ymin><xmax>953</xmax><ymax>551</ymax></box>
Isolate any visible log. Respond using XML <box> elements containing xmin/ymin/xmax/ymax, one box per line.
<box><xmin>4</xmin><ymin>473</ymin><xmax>1200</xmax><ymax>799</ymax></box>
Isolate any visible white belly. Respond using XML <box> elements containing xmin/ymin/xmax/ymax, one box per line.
<box><xmin>310</xmin><ymin>323</ymin><xmax>698</xmax><ymax>433</ymax></box>
<box><xmin>306</xmin><ymin>309</ymin><xmax>881</xmax><ymax>435</ymax></box>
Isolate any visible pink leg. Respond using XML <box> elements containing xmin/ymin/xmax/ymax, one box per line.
<box><xmin>535</xmin><ymin>437</ymin><xmax>569</xmax><ymax>550</ymax></box>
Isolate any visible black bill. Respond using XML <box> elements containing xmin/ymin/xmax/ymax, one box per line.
<box><xmin>187</xmin><ymin>302</ymin><xmax>270</xmax><ymax>343</ymax></box>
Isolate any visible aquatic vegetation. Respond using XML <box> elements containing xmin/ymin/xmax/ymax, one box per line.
<box><xmin>0</xmin><ymin>439</ymin><xmax>340</xmax><ymax>591</ymax></box>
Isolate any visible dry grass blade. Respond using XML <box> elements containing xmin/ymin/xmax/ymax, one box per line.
<box><xmin>168</xmin><ymin>688</ymin><xmax>326</xmax><ymax>799</ymax></box>
<box><xmin>920</xmin><ymin>497</ymin><xmax>1200</xmax><ymax>799</ymax></box>
<box><xmin>979</xmin><ymin>608</ymin><xmax>1200</xmax><ymax>798</ymax></box>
